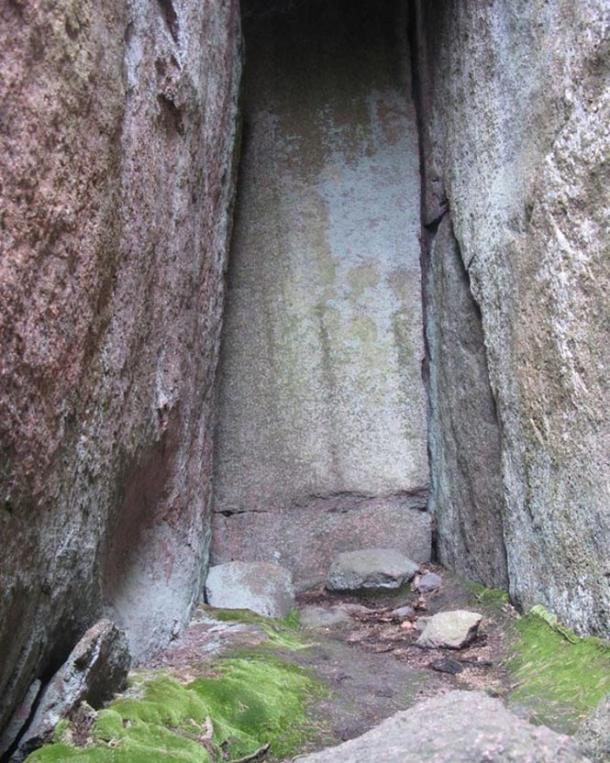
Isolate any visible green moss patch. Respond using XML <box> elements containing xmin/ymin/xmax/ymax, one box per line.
<box><xmin>27</xmin><ymin>654</ymin><xmax>323</xmax><ymax>763</ymax></box>
<box><xmin>208</xmin><ymin>607</ymin><xmax>307</xmax><ymax>651</ymax></box>
<box><xmin>466</xmin><ymin>582</ymin><xmax>510</xmax><ymax>609</ymax></box>
<box><xmin>508</xmin><ymin>606</ymin><xmax>610</xmax><ymax>732</ymax></box>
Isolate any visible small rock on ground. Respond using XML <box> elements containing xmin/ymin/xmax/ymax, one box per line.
<box><xmin>205</xmin><ymin>561</ymin><xmax>295</xmax><ymax>618</ymax></box>
<box><xmin>575</xmin><ymin>692</ymin><xmax>610</xmax><ymax>762</ymax></box>
<box><xmin>300</xmin><ymin>605</ymin><xmax>353</xmax><ymax>629</ymax></box>
<box><xmin>327</xmin><ymin>548</ymin><xmax>419</xmax><ymax>592</ymax></box>
<box><xmin>417</xmin><ymin>610</ymin><xmax>482</xmax><ymax>649</ymax></box>
<box><xmin>390</xmin><ymin>605</ymin><xmax>415</xmax><ymax>619</ymax></box>
<box><xmin>16</xmin><ymin>620</ymin><xmax>130</xmax><ymax>758</ymax></box>
<box><xmin>413</xmin><ymin>571</ymin><xmax>442</xmax><ymax>593</ymax></box>
<box><xmin>294</xmin><ymin>690</ymin><xmax>587</xmax><ymax>762</ymax></box>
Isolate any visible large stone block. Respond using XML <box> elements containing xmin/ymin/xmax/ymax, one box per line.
<box><xmin>415</xmin><ymin>0</ymin><xmax>610</xmax><ymax>635</ymax></box>
<box><xmin>212</xmin><ymin>497</ymin><xmax>431</xmax><ymax>591</ymax></box>
<box><xmin>213</xmin><ymin>0</ymin><xmax>429</xmax><ymax>583</ymax></box>
<box><xmin>0</xmin><ymin>0</ymin><xmax>241</xmax><ymax>732</ymax></box>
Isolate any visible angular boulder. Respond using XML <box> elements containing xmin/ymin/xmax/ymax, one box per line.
<box><xmin>416</xmin><ymin>610</ymin><xmax>482</xmax><ymax>649</ymax></box>
<box><xmin>327</xmin><ymin>549</ymin><xmax>419</xmax><ymax>592</ymax></box>
<box><xmin>17</xmin><ymin>620</ymin><xmax>130</xmax><ymax>756</ymax></box>
<box><xmin>294</xmin><ymin>691</ymin><xmax>587</xmax><ymax>762</ymax></box>
<box><xmin>205</xmin><ymin>561</ymin><xmax>295</xmax><ymax>618</ymax></box>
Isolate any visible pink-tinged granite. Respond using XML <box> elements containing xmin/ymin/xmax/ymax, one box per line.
<box><xmin>0</xmin><ymin>0</ymin><xmax>241</xmax><ymax>732</ymax></box>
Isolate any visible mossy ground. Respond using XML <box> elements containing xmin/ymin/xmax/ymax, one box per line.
<box><xmin>27</xmin><ymin>626</ymin><xmax>323</xmax><ymax>763</ymax></box>
<box><xmin>508</xmin><ymin>607</ymin><xmax>610</xmax><ymax>732</ymax></box>
<box><xmin>208</xmin><ymin>607</ymin><xmax>306</xmax><ymax>651</ymax></box>
<box><xmin>466</xmin><ymin>582</ymin><xmax>510</xmax><ymax>609</ymax></box>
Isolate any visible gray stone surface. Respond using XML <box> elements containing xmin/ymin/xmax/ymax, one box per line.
<box><xmin>212</xmin><ymin>0</ymin><xmax>428</xmax><ymax>580</ymax></box>
<box><xmin>575</xmin><ymin>693</ymin><xmax>610</xmax><ymax>762</ymax></box>
<box><xmin>0</xmin><ymin>680</ymin><xmax>41</xmax><ymax>758</ymax></box>
<box><xmin>17</xmin><ymin>620</ymin><xmax>130</xmax><ymax>757</ymax></box>
<box><xmin>413</xmin><ymin>572</ymin><xmax>443</xmax><ymax>593</ymax></box>
<box><xmin>205</xmin><ymin>562</ymin><xmax>295</xmax><ymax>619</ymax></box>
<box><xmin>327</xmin><ymin>549</ymin><xmax>419</xmax><ymax>592</ymax></box>
<box><xmin>416</xmin><ymin>611</ymin><xmax>483</xmax><ymax>649</ymax></box>
<box><xmin>415</xmin><ymin>0</ymin><xmax>610</xmax><ymax>634</ymax></box>
<box><xmin>295</xmin><ymin>691</ymin><xmax>586</xmax><ymax>762</ymax></box>
<box><xmin>212</xmin><ymin>496</ymin><xmax>431</xmax><ymax>591</ymax></box>
<box><xmin>0</xmin><ymin>0</ymin><xmax>241</xmax><ymax>733</ymax></box>
<box><xmin>300</xmin><ymin>606</ymin><xmax>353</xmax><ymax>630</ymax></box>
<box><xmin>424</xmin><ymin>217</ymin><xmax>508</xmax><ymax>589</ymax></box>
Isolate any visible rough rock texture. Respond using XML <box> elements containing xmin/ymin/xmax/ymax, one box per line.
<box><xmin>0</xmin><ymin>0</ymin><xmax>241</xmax><ymax>734</ymax></box>
<box><xmin>295</xmin><ymin>691</ymin><xmax>587</xmax><ymax>762</ymax></box>
<box><xmin>17</xmin><ymin>620</ymin><xmax>130</xmax><ymax>757</ymax></box>
<box><xmin>299</xmin><ymin>605</ymin><xmax>353</xmax><ymax>630</ymax></box>
<box><xmin>212</xmin><ymin>496</ymin><xmax>431</xmax><ymax>590</ymax></box>
<box><xmin>575</xmin><ymin>693</ymin><xmax>610</xmax><ymax>762</ymax></box>
<box><xmin>416</xmin><ymin>610</ymin><xmax>482</xmax><ymax>650</ymax></box>
<box><xmin>205</xmin><ymin>562</ymin><xmax>295</xmax><ymax>618</ymax></box>
<box><xmin>415</xmin><ymin>0</ymin><xmax>610</xmax><ymax>633</ymax></box>
<box><xmin>212</xmin><ymin>0</ymin><xmax>429</xmax><ymax>585</ymax></box>
<box><xmin>327</xmin><ymin>549</ymin><xmax>419</xmax><ymax>592</ymax></box>
<box><xmin>0</xmin><ymin>681</ymin><xmax>41</xmax><ymax>758</ymax></box>
<box><xmin>424</xmin><ymin>217</ymin><xmax>507</xmax><ymax>588</ymax></box>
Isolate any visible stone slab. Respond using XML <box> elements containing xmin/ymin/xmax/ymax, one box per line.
<box><xmin>212</xmin><ymin>498</ymin><xmax>431</xmax><ymax>591</ymax></box>
<box><xmin>205</xmin><ymin>562</ymin><xmax>295</xmax><ymax>619</ymax></box>
<box><xmin>294</xmin><ymin>690</ymin><xmax>587</xmax><ymax>762</ymax></box>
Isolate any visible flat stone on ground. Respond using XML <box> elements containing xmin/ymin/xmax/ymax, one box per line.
<box><xmin>414</xmin><ymin>571</ymin><xmax>442</xmax><ymax>592</ymax></box>
<box><xmin>327</xmin><ymin>548</ymin><xmax>419</xmax><ymax>592</ymax></box>
<box><xmin>294</xmin><ymin>691</ymin><xmax>587</xmax><ymax>762</ymax></box>
<box><xmin>417</xmin><ymin>610</ymin><xmax>482</xmax><ymax>649</ymax></box>
<box><xmin>300</xmin><ymin>605</ymin><xmax>353</xmax><ymax>630</ymax></box>
<box><xmin>205</xmin><ymin>561</ymin><xmax>295</xmax><ymax>618</ymax></box>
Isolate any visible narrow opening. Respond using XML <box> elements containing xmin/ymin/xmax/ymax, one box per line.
<box><xmin>212</xmin><ymin>0</ymin><xmax>429</xmax><ymax>590</ymax></box>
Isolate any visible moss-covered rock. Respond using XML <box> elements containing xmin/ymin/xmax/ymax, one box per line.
<box><xmin>508</xmin><ymin>606</ymin><xmax>610</xmax><ymax>732</ymax></box>
<box><xmin>26</xmin><ymin>654</ymin><xmax>323</xmax><ymax>763</ymax></box>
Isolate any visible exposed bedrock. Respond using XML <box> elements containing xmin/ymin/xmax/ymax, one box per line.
<box><xmin>0</xmin><ymin>0</ymin><xmax>241</xmax><ymax>734</ymax></box>
<box><xmin>212</xmin><ymin>0</ymin><xmax>429</xmax><ymax>583</ymax></box>
<box><xmin>415</xmin><ymin>0</ymin><xmax>610</xmax><ymax>634</ymax></box>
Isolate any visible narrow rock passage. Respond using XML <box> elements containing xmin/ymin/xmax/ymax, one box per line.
<box><xmin>212</xmin><ymin>0</ymin><xmax>428</xmax><ymax>588</ymax></box>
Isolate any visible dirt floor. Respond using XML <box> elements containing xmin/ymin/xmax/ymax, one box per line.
<box><xmin>146</xmin><ymin>565</ymin><xmax>519</xmax><ymax>760</ymax></box>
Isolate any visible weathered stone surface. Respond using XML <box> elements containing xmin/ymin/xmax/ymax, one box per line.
<box><xmin>212</xmin><ymin>496</ymin><xmax>431</xmax><ymax>590</ymax></box>
<box><xmin>327</xmin><ymin>549</ymin><xmax>419</xmax><ymax>592</ymax></box>
<box><xmin>0</xmin><ymin>680</ymin><xmax>41</xmax><ymax>758</ymax></box>
<box><xmin>17</xmin><ymin>620</ymin><xmax>130</xmax><ymax>756</ymax></box>
<box><xmin>575</xmin><ymin>693</ymin><xmax>610</xmax><ymax>762</ymax></box>
<box><xmin>212</xmin><ymin>0</ymin><xmax>429</xmax><ymax>584</ymax></box>
<box><xmin>415</xmin><ymin>0</ymin><xmax>610</xmax><ymax>634</ymax></box>
<box><xmin>391</xmin><ymin>605</ymin><xmax>415</xmax><ymax>620</ymax></box>
<box><xmin>424</xmin><ymin>217</ymin><xmax>508</xmax><ymax>589</ymax></box>
<box><xmin>0</xmin><ymin>0</ymin><xmax>241</xmax><ymax>732</ymax></box>
<box><xmin>300</xmin><ymin>606</ymin><xmax>353</xmax><ymax>630</ymax></box>
<box><xmin>413</xmin><ymin>572</ymin><xmax>442</xmax><ymax>593</ymax></box>
<box><xmin>416</xmin><ymin>611</ymin><xmax>482</xmax><ymax>649</ymax></box>
<box><xmin>295</xmin><ymin>691</ymin><xmax>586</xmax><ymax>762</ymax></box>
<box><xmin>205</xmin><ymin>562</ymin><xmax>295</xmax><ymax>619</ymax></box>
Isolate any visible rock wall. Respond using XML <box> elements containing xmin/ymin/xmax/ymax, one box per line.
<box><xmin>212</xmin><ymin>0</ymin><xmax>430</xmax><ymax>586</ymax></box>
<box><xmin>0</xmin><ymin>0</ymin><xmax>241</xmax><ymax>736</ymax></box>
<box><xmin>415</xmin><ymin>0</ymin><xmax>610</xmax><ymax>634</ymax></box>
